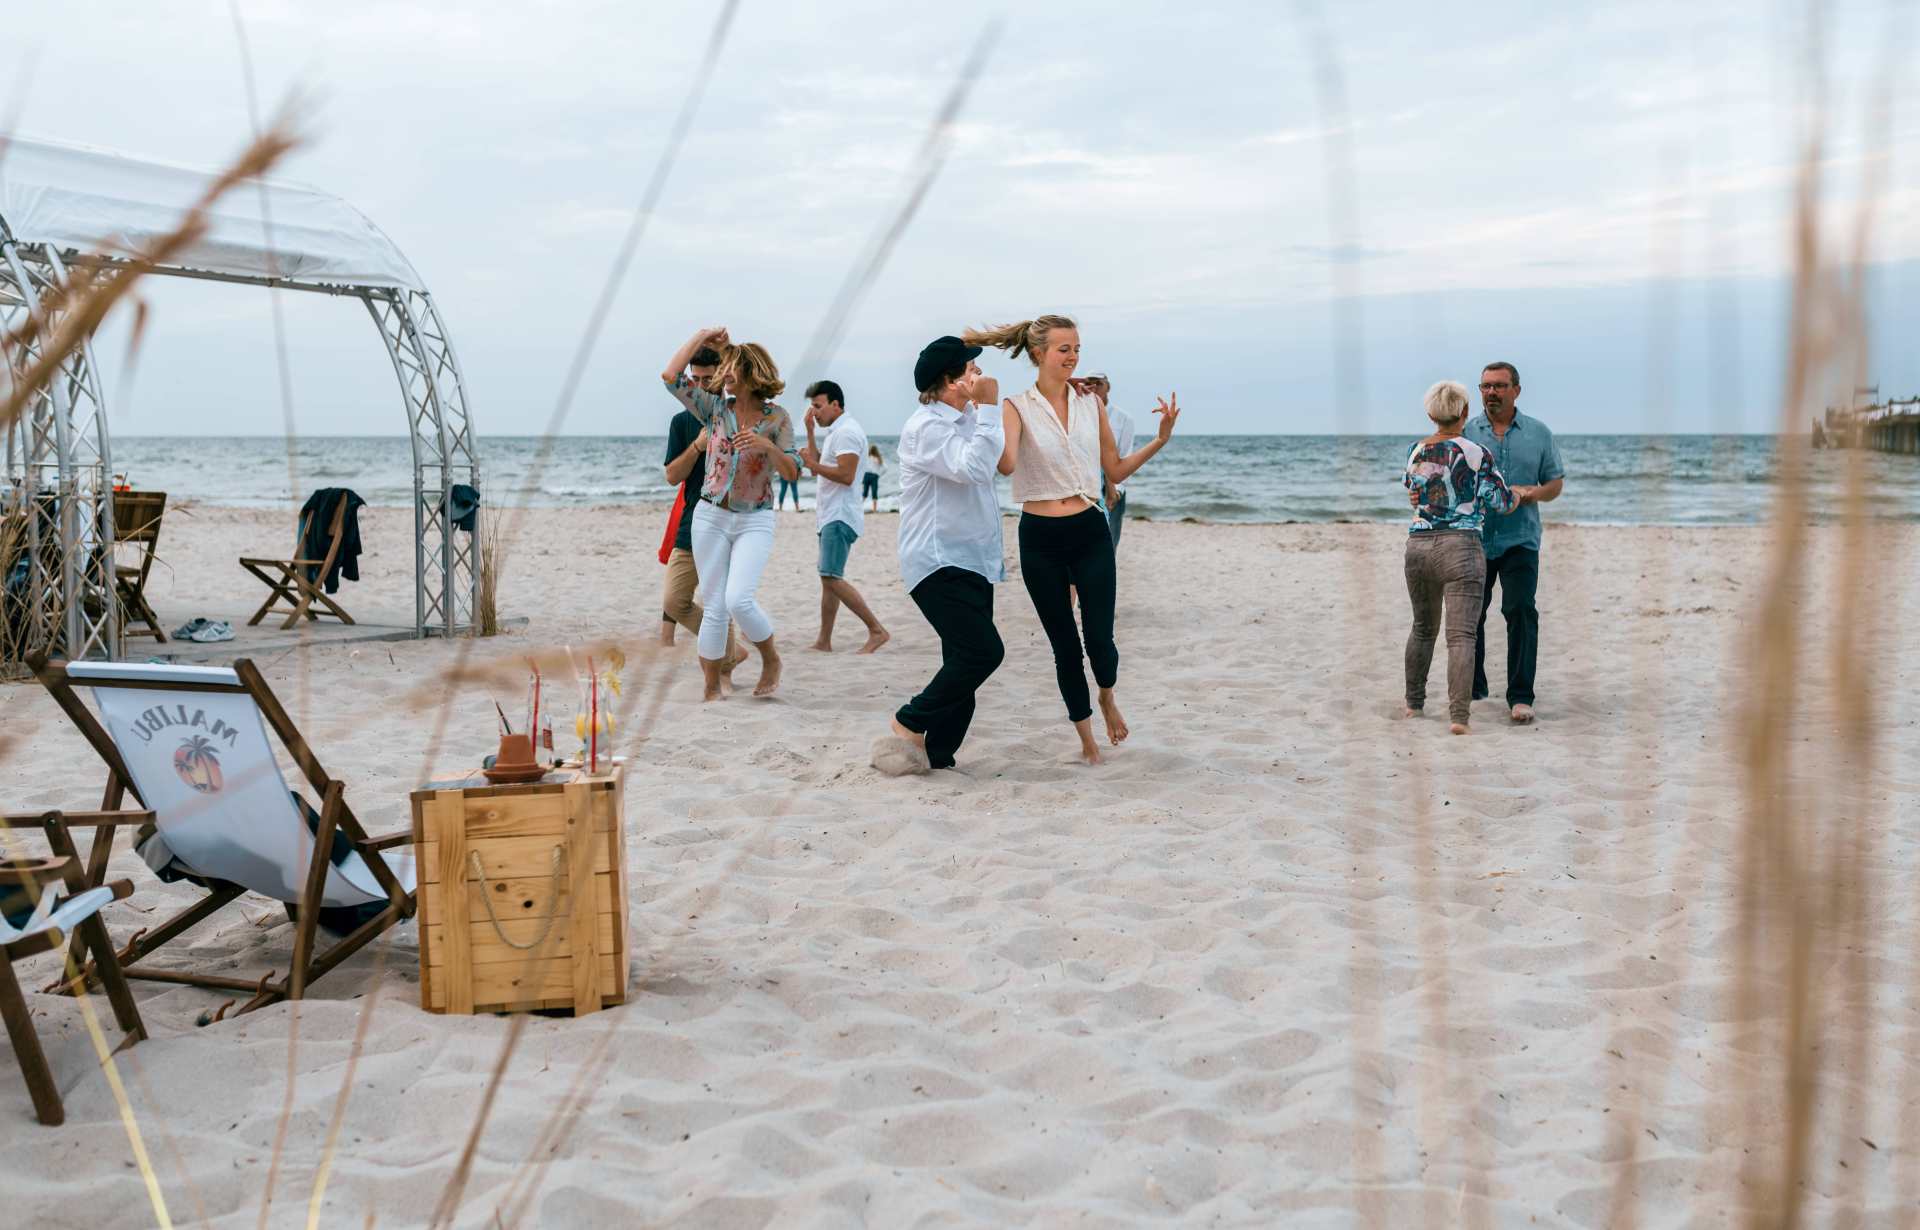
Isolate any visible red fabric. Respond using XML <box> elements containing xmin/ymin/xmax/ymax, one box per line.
<box><xmin>659</xmin><ymin>485</ymin><xmax>686</xmax><ymax>565</ymax></box>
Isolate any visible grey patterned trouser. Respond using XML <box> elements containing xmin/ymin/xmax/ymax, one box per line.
<box><xmin>1404</xmin><ymin>530</ymin><xmax>1486</xmax><ymax>725</ymax></box>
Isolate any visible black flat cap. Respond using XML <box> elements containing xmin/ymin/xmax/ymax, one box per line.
<box><xmin>914</xmin><ymin>335</ymin><xmax>983</xmax><ymax>393</ymax></box>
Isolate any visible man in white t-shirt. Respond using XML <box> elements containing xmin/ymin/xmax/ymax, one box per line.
<box><xmin>800</xmin><ymin>380</ymin><xmax>889</xmax><ymax>653</ymax></box>
<box><xmin>1085</xmin><ymin>373</ymin><xmax>1134</xmax><ymax>549</ymax></box>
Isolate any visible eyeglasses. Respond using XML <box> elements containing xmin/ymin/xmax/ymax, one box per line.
<box><xmin>1478</xmin><ymin>381</ymin><xmax>1513</xmax><ymax>391</ymax></box>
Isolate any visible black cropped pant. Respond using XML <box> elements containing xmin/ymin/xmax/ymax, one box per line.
<box><xmin>896</xmin><ymin>567</ymin><xmax>1004</xmax><ymax>770</ymax></box>
<box><xmin>1018</xmin><ymin>507</ymin><xmax>1119</xmax><ymax>723</ymax></box>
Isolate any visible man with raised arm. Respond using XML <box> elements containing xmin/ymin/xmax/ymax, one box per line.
<box><xmin>872</xmin><ymin>336</ymin><xmax>1005</xmax><ymax>774</ymax></box>
<box><xmin>799</xmin><ymin>379</ymin><xmax>888</xmax><ymax>654</ymax></box>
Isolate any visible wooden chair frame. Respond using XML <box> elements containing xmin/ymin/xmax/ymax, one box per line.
<box><xmin>0</xmin><ymin>810</ymin><xmax>145</xmax><ymax>1125</ymax></box>
<box><xmin>28</xmin><ymin>655</ymin><xmax>413</xmax><ymax>1018</ymax></box>
<box><xmin>111</xmin><ymin>490</ymin><xmax>169</xmax><ymax>643</ymax></box>
<box><xmin>238</xmin><ymin>497</ymin><xmax>356</xmax><ymax>630</ymax></box>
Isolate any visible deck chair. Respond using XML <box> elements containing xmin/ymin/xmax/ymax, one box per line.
<box><xmin>238</xmin><ymin>494</ymin><xmax>356</xmax><ymax>630</ymax></box>
<box><xmin>30</xmin><ymin>656</ymin><xmax>416</xmax><ymax>1017</ymax></box>
<box><xmin>1</xmin><ymin>810</ymin><xmax>145</xmax><ymax>1125</ymax></box>
<box><xmin>112</xmin><ymin>491</ymin><xmax>168</xmax><ymax>642</ymax></box>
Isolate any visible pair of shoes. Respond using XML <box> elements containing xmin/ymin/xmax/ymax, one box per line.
<box><xmin>171</xmin><ymin>617</ymin><xmax>234</xmax><ymax>643</ymax></box>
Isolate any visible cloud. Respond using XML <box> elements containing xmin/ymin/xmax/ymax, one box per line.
<box><xmin>7</xmin><ymin>0</ymin><xmax>1913</xmax><ymax>436</ymax></box>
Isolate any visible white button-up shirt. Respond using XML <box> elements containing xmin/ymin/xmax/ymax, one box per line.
<box><xmin>896</xmin><ymin>399</ymin><xmax>1007</xmax><ymax>593</ymax></box>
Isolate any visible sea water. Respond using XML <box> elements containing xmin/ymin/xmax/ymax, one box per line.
<box><xmin>104</xmin><ymin>434</ymin><xmax>1920</xmax><ymax>525</ymax></box>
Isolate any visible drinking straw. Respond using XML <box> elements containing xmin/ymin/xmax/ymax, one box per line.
<box><xmin>530</xmin><ymin>660</ymin><xmax>542</xmax><ymax>751</ymax></box>
<box><xmin>494</xmin><ymin>700</ymin><xmax>511</xmax><ymax>735</ymax></box>
<box><xmin>587</xmin><ymin>655</ymin><xmax>599</xmax><ymax>774</ymax></box>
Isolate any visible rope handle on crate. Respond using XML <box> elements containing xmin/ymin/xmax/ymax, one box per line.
<box><xmin>467</xmin><ymin>845</ymin><xmax>565</xmax><ymax>950</ymax></box>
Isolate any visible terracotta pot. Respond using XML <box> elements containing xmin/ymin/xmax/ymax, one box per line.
<box><xmin>494</xmin><ymin>733</ymin><xmax>536</xmax><ymax>769</ymax></box>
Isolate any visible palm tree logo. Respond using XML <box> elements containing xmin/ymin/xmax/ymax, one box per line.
<box><xmin>173</xmin><ymin>735</ymin><xmax>224</xmax><ymax>794</ymax></box>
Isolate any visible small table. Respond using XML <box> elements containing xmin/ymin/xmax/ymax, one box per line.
<box><xmin>409</xmin><ymin>763</ymin><xmax>629</xmax><ymax>1015</ymax></box>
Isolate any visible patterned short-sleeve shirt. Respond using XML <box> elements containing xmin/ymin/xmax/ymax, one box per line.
<box><xmin>663</xmin><ymin>373</ymin><xmax>797</xmax><ymax>513</ymax></box>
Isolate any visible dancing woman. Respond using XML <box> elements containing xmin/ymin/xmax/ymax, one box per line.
<box><xmin>1402</xmin><ymin>380</ymin><xmax>1520</xmax><ymax>734</ymax></box>
<box><xmin>963</xmin><ymin>314</ymin><xmax>1179</xmax><ymax>764</ymax></box>
<box><xmin>660</xmin><ymin>325</ymin><xmax>798</xmax><ymax>700</ymax></box>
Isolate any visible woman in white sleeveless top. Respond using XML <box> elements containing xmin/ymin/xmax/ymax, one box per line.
<box><xmin>963</xmin><ymin>314</ymin><xmax>1180</xmax><ymax>764</ymax></box>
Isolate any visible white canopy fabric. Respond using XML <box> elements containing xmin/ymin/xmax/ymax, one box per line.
<box><xmin>0</xmin><ymin>135</ymin><xmax>424</xmax><ymax>291</ymax></box>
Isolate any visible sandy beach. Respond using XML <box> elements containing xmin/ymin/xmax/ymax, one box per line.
<box><xmin>2</xmin><ymin>505</ymin><xmax>1915</xmax><ymax>1226</ymax></box>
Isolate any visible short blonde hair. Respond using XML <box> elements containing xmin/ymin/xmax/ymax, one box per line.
<box><xmin>1423</xmin><ymin>380</ymin><xmax>1471</xmax><ymax>426</ymax></box>
<box><xmin>962</xmin><ymin>314</ymin><xmax>1077</xmax><ymax>366</ymax></box>
<box><xmin>709</xmin><ymin>342</ymin><xmax>786</xmax><ymax>400</ymax></box>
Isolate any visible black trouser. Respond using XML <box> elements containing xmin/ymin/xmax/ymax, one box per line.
<box><xmin>896</xmin><ymin>567</ymin><xmax>1004</xmax><ymax>769</ymax></box>
<box><xmin>1473</xmin><ymin>545</ymin><xmax>1540</xmax><ymax>706</ymax></box>
<box><xmin>1018</xmin><ymin>507</ymin><xmax>1119</xmax><ymax>723</ymax></box>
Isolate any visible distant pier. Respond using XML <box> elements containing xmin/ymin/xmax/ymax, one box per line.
<box><xmin>1815</xmin><ymin>396</ymin><xmax>1920</xmax><ymax>454</ymax></box>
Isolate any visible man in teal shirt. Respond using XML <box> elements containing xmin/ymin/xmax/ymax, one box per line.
<box><xmin>1463</xmin><ymin>362</ymin><xmax>1564</xmax><ymax>724</ymax></box>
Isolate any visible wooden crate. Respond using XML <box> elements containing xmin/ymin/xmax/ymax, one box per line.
<box><xmin>409</xmin><ymin>764</ymin><xmax>630</xmax><ymax>1015</ymax></box>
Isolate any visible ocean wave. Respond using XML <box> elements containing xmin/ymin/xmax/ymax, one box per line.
<box><xmin>101</xmin><ymin>435</ymin><xmax>1920</xmax><ymax>524</ymax></box>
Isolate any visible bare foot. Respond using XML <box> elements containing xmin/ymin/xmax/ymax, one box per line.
<box><xmin>1097</xmin><ymin>689</ymin><xmax>1129</xmax><ymax>745</ymax></box>
<box><xmin>810</xmin><ymin>636</ymin><xmax>833</xmax><ymax>653</ymax></box>
<box><xmin>1510</xmin><ymin>704</ymin><xmax>1535</xmax><ymax>725</ymax></box>
<box><xmin>723</xmin><ymin>644</ymin><xmax>750</xmax><ymax>674</ymax></box>
<box><xmin>699</xmin><ymin>658</ymin><xmax>726</xmax><ymax>703</ymax></box>
<box><xmin>1073</xmin><ymin>718</ymin><xmax>1103</xmax><ymax>765</ymax></box>
<box><xmin>858</xmin><ymin>627</ymin><xmax>890</xmax><ymax>654</ymax></box>
<box><xmin>752</xmin><ymin>640</ymin><xmax>782</xmax><ymax>697</ymax></box>
<box><xmin>872</xmin><ymin>727</ymin><xmax>930</xmax><ymax>776</ymax></box>
<box><xmin>1450</xmin><ymin>722</ymin><xmax>1470</xmax><ymax>735</ymax></box>
<box><xmin>659</xmin><ymin>623</ymin><xmax>677</xmax><ymax>648</ymax></box>
<box><xmin>890</xmin><ymin>716</ymin><xmax>926</xmax><ymax>749</ymax></box>
<box><xmin>1403</xmin><ymin>706</ymin><xmax>1422</xmax><ymax>719</ymax></box>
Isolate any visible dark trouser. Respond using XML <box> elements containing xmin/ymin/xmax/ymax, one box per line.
<box><xmin>1018</xmin><ymin>507</ymin><xmax>1119</xmax><ymax>723</ymax></box>
<box><xmin>895</xmin><ymin>568</ymin><xmax>1004</xmax><ymax>769</ymax></box>
<box><xmin>1404</xmin><ymin>530</ymin><xmax>1486</xmax><ymax>725</ymax></box>
<box><xmin>1473</xmin><ymin>545</ymin><xmax>1540</xmax><ymax>707</ymax></box>
<box><xmin>1106</xmin><ymin>490</ymin><xmax>1127</xmax><ymax>548</ymax></box>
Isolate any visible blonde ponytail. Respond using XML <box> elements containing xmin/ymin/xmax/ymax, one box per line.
<box><xmin>963</xmin><ymin>314</ymin><xmax>1077</xmax><ymax>366</ymax></box>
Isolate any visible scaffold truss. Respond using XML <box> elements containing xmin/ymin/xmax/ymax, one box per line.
<box><xmin>1</xmin><ymin>136</ymin><xmax>480</xmax><ymax>664</ymax></box>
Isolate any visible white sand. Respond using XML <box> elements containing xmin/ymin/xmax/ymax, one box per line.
<box><xmin>2</xmin><ymin>505</ymin><xmax>1915</xmax><ymax>1226</ymax></box>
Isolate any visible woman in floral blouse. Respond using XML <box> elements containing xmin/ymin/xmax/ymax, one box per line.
<box><xmin>661</xmin><ymin>325</ymin><xmax>799</xmax><ymax>700</ymax></box>
<box><xmin>1402</xmin><ymin>379</ymin><xmax>1521</xmax><ymax>733</ymax></box>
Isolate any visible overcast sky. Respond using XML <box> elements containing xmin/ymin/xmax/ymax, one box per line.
<box><xmin>8</xmin><ymin>0</ymin><xmax>1916</xmax><ymax>435</ymax></box>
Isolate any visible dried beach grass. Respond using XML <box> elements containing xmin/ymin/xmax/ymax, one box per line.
<box><xmin>474</xmin><ymin>506</ymin><xmax>502</xmax><ymax>638</ymax></box>
<box><xmin>1712</xmin><ymin>7</ymin><xmax>1903</xmax><ymax>1224</ymax></box>
<box><xmin>0</xmin><ymin>511</ymin><xmax>27</xmax><ymax>672</ymax></box>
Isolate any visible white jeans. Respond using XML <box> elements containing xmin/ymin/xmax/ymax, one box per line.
<box><xmin>690</xmin><ymin>501</ymin><xmax>776</xmax><ymax>659</ymax></box>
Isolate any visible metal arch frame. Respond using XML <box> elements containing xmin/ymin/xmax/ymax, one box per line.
<box><xmin>364</xmin><ymin>288</ymin><xmax>481</xmax><ymax>638</ymax></box>
<box><xmin>1</xmin><ymin>224</ymin><xmax>120</xmax><ymax>662</ymax></box>
<box><xmin>1</xmin><ymin>236</ymin><xmax>482</xmax><ymax>663</ymax></box>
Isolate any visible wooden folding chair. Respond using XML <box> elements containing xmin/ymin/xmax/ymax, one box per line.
<box><xmin>111</xmin><ymin>490</ymin><xmax>168</xmax><ymax>642</ymax></box>
<box><xmin>30</xmin><ymin>656</ymin><xmax>415</xmax><ymax>1018</ymax></box>
<box><xmin>1</xmin><ymin>810</ymin><xmax>145</xmax><ymax>1125</ymax></box>
<box><xmin>238</xmin><ymin>496</ymin><xmax>356</xmax><ymax>630</ymax></box>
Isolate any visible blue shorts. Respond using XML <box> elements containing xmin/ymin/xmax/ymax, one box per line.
<box><xmin>818</xmin><ymin>521</ymin><xmax>859</xmax><ymax>578</ymax></box>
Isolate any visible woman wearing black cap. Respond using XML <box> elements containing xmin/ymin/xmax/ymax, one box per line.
<box><xmin>964</xmin><ymin>314</ymin><xmax>1178</xmax><ymax>765</ymax></box>
<box><xmin>871</xmin><ymin>336</ymin><xmax>1005</xmax><ymax>774</ymax></box>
